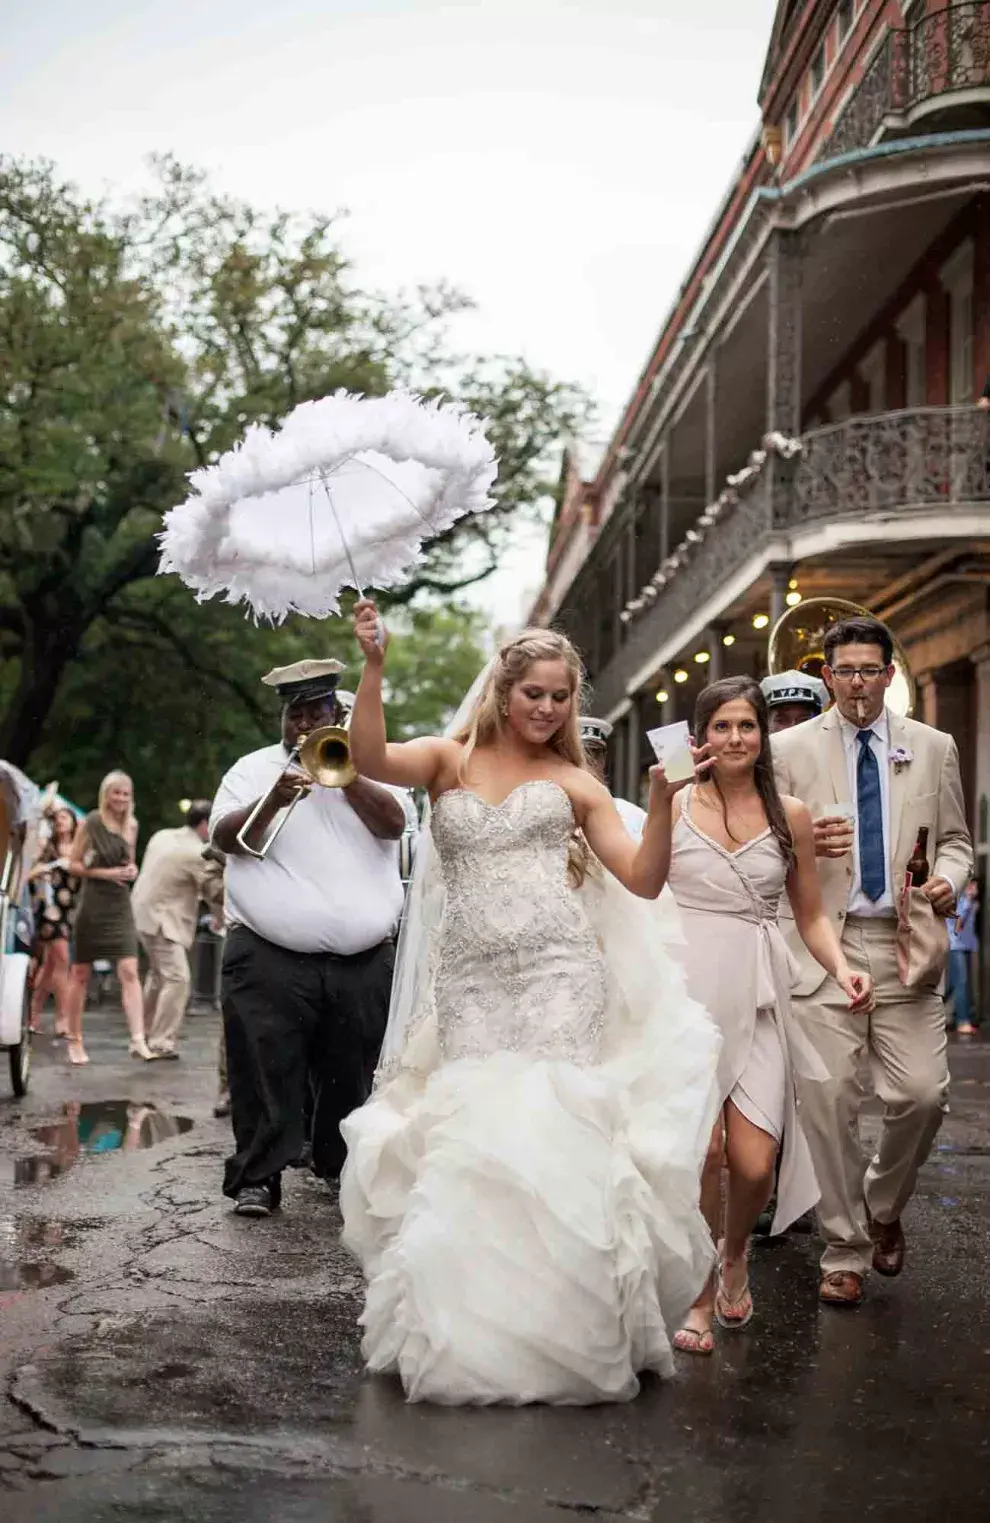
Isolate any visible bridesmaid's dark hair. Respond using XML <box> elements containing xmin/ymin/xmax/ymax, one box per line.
<box><xmin>692</xmin><ymin>677</ymin><xmax>795</xmax><ymax>868</ymax></box>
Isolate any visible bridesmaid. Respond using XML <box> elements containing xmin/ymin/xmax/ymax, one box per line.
<box><xmin>66</xmin><ymin>771</ymin><xmax>154</xmax><ymax>1064</ymax></box>
<box><xmin>666</xmin><ymin>676</ymin><xmax>873</xmax><ymax>1354</ymax></box>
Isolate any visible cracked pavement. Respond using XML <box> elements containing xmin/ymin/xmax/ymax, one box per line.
<box><xmin>2</xmin><ymin>1005</ymin><xmax>989</xmax><ymax>1522</ymax></box>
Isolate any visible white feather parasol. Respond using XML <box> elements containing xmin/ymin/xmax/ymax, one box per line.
<box><xmin>157</xmin><ymin>390</ymin><xmax>498</xmax><ymax>621</ymax></box>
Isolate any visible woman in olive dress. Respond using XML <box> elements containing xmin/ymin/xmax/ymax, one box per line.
<box><xmin>66</xmin><ymin>772</ymin><xmax>154</xmax><ymax>1065</ymax></box>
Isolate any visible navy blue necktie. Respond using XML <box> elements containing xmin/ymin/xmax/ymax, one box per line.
<box><xmin>857</xmin><ymin>730</ymin><xmax>885</xmax><ymax>902</ymax></box>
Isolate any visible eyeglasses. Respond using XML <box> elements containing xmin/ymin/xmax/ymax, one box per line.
<box><xmin>830</xmin><ymin>665</ymin><xmax>887</xmax><ymax>682</ymax></box>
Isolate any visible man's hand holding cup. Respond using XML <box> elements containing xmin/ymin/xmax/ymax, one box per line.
<box><xmin>814</xmin><ymin>806</ymin><xmax>855</xmax><ymax>860</ymax></box>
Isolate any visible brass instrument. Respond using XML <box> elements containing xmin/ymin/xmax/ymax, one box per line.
<box><xmin>767</xmin><ymin>596</ymin><xmax>915</xmax><ymax>717</ymax></box>
<box><xmin>235</xmin><ymin>724</ymin><xmax>357</xmax><ymax>859</ymax></box>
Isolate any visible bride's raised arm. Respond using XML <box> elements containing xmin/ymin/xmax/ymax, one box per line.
<box><xmin>350</xmin><ymin>599</ymin><xmax>455</xmax><ymax>793</ymax></box>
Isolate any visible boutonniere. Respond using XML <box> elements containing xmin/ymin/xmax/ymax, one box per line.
<box><xmin>890</xmin><ymin>745</ymin><xmax>913</xmax><ymax>774</ymax></box>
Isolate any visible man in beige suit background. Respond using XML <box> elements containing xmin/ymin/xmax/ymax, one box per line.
<box><xmin>131</xmin><ymin>800</ymin><xmax>223</xmax><ymax>1059</ymax></box>
<box><xmin>773</xmin><ymin>615</ymin><xmax>971</xmax><ymax>1306</ymax></box>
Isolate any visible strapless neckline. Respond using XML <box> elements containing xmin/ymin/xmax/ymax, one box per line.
<box><xmin>433</xmin><ymin>778</ymin><xmax>572</xmax><ymax>817</ymax></box>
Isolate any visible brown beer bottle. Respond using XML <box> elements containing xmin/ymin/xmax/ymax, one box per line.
<box><xmin>907</xmin><ymin>827</ymin><xmax>930</xmax><ymax>887</ymax></box>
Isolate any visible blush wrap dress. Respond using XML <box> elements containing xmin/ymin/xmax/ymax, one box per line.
<box><xmin>667</xmin><ymin>788</ymin><xmax>826</xmax><ymax>1232</ymax></box>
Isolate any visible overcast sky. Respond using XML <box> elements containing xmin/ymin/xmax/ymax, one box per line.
<box><xmin>2</xmin><ymin>0</ymin><xmax>778</xmax><ymax>620</ymax></box>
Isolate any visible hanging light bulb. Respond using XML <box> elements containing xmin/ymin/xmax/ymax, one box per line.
<box><xmin>786</xmin><ymin>590</ymin><xmax>802</xmax><ymax>606</ymax></box>
<box><xmin>655</xmin><ymin>687</ymin><xmax>670</xmax><ymax>704</ymax></box>
<box><xmin>752</xmin><ymin>613</ymin><xmax>769</xmax><ymax>630</ymax></box>
<box><xmin>694</xmin><ymin>651</ymin><xmax>710</xmax><ymax>665</ymax></box>
<box><xmin>722</xmin><ymin>633</ymin><xmax>736</xmax><ymax>647</ymax></box>
<box><xmin>674</xmin><ymin>669</ymin><xmax>689</xmax><ymax>684</ymax></box>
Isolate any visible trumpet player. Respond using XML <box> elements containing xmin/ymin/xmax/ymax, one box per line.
<box><xmin>210</xmin><ymin>658</ymin><xmax>407</xmax><ymax>1220</ymax></box>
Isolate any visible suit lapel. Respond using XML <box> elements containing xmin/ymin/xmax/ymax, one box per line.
<box><xmin>887</xmin><ymin>711</ymin><xmax>909</xmax><ymax>864</ymax></box>
<box><xmin>823</xmin><ymin>708</ymin><xmax>850</xmax><ymax>806</ymax></box>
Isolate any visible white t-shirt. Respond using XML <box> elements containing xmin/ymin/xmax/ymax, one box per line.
<box><xmin>211</xmin><ymin>744</ymin><xmax>406</xmax><ymax>955</ymax></box>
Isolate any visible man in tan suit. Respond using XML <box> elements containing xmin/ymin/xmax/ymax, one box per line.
<box><xmin>132</xmin><ymin>800</ymin><xmax>223</xmax><ymax>1059</ymax></box>
<box><xmin>773</xmin><ymin>615</ymin><xmax>971</xmax><ymax>1306</ymax></box>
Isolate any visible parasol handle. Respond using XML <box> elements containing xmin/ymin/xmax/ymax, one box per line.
<box><xmin>319</xmin><ymin>472</ymin><xmax>385</xmax><ymax>648</ymax></box>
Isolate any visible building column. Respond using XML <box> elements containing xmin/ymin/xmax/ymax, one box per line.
<box><xmin>766</xmin><ymin>232</ymin><xmax>803</xmax><ymax>436</ymax></box>
<box><xmin>974</xmin><ymin>198</ymin><xmax>990</xmax><ymax>397</ymax></box>
<box><xmin>659</xmin><ymin>442</ymin><xmax>671</xmax><ymax>562</ymax></box>
<box><xmin>970</xmin><ymin>644</ymin><xmax>990</xmax><ymax>1022</ymax></box>
<box><xmin>624</xmin><ymin>703</ymin><xmax>641</xmax><ymax>805</ymax></box>
<box><xmin>657</xmin><ymin>668</ymin><xmax>675</xmax><ymax>724</ymax></box>
<box><xmin>624</xmin><ymin>501</ymin><xmax>638</xmax><ymax>605</ymax></box>
<box><xmin>970</xmin><ymin>646</ymin><xmax>990</xmax><ymax>844</ymax></box>
<box><xmin>769</xmin><ymin>563</ymin><xmax>794</xmax><ymax>630</ymax></box>
<box><xmin>916</xmin><ymin>671</ymin><xmax>938</xmax><ymax>728</ymax></box>
<box><xmin>705</xmin><ymin>359</ymin><xmax>719</xmax><ymax>505</ymax></box>
<box><xmin>708</xmin><ymin>624</ymin><xmax>726</xmax><ymax>682</ymax></box>
<box><xmin>611</xmin><ymin>719</ymin><xmax>626</xmax><ymax>801</ymax></box>
<box><xmin>766</xmin><ymin>230</ymin><xmax>803</xmax><ymax>528</ymax></box>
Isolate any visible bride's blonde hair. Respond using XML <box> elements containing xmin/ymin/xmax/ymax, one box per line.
<box><xmin>453</xmin><ymin>627</ymin><xmax>587</xmax><ymax>776</ymax></box>
<box><xmin>453</xmin><ymin>628</ymin><xmax>592</xmax><ymax>885</ymax></box>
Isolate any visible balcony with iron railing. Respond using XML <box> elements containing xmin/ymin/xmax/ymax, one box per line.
<box><xmin>583</xmin><ymin>406</ymin><xmax>990</xmax><ymax>716</ymax></box>
<box><xmin>819</xmin><ymin>2</ymin><xmax>990</xmax><ymax>162</ymax></box>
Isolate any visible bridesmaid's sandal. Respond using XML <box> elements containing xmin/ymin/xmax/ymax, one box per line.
<box><xmin>673</xmin><ymin>1325</ymin><xmax>715</xmax><ymax>1357</ymax></box>
<box><xmin>714</xmin><ymin>1266</ymin><xmax>754</xmax><ymax>1330</ymax></box>
<box><xmin>67</xmin><ymin>1041</ymin><xmax>89</xmax><ymax>1066</ymax></box>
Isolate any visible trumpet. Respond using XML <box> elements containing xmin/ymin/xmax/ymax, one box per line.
<box><xmin>235</xmin><ymin>725</ymin><xmax>357</xmax><ymax>859</ymax></box>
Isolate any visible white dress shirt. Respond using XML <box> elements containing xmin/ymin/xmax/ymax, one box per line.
<box><xmin>211</xmin><ymin>745</ymin><xmax>406</xmax><ymax>955</ymax></box>
<box><xmin>839</xmin><ymin>709</ymin><xmax>894</xmax><ymax>917</ymax></box>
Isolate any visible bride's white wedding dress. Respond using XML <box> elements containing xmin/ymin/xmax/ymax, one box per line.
<box><xmin>340</xmin><ymin>780</ymin><xmax>720</xmax><ymax>1406</ymax></box>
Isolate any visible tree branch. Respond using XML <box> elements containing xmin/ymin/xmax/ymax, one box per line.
<box><xmin>386</xmin><ymin>553</ymin><xmax>500</xmax><ymax>606</ymax></box>
<box><xmin>103</xmin><ymin>604</ymin><xmax>271</xmax><ymax>730</ymax></box>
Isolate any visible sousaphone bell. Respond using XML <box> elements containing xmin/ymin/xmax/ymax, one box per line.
<box><xmin>767</xmin><ymin>597</ymin><xmax>915</xmax><ymax>717</ymax></box>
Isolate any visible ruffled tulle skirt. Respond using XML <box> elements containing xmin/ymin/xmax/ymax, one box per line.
<box><xmin>340</xmin><ymin>962</ymin><xmax>720</xmax><ymax>1405</ymax></box>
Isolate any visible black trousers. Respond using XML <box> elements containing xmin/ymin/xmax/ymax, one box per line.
<box><xmin>221</xmin><ymin>925</ymin><xmax>394</xmax><ymax>1201</ymax></box>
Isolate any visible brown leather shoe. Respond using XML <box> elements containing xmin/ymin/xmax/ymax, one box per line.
<box><xmin>819</xmin><ymin>1270</ymin><xmax>865</xmax><ymax>1306</ymax></box>
<box><xmin>868</xmin><ymin>1214</ymin><xmax>905</xmax><ymax>1277</ymax></box>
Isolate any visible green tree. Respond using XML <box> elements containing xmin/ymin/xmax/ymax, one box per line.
<box><xmin>0</xmin><ymin>155</ymin><xmax>592</xmax><ymax>768</ymax></box>
<box><xmin>29</xmin><ymin>594</ymin><xmax>489</xmax><ymax>836</ymax></box>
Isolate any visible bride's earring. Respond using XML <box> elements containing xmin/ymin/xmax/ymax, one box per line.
<box><xmin>499</xmin><ymin>701</ymin><xmax>508</xmax><ymax>718</ymax></box>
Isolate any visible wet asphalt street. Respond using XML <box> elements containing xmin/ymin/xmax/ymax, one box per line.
<box><xmin>1</xmin><ymin>1003</ymin><xmax>989</xmax><ymax>1523</ymax></box>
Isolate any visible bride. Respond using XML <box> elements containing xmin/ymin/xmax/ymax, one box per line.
<box><xmin>339</xmin><ymin>601</ymin><xmax>722</xmax><ymax>1406</ymax></box>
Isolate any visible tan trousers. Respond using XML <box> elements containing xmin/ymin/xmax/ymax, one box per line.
<box><xmin>793</xmin><ymin>917</ymin><xmax>949</xmax><ymax>1276</ymax></box>
<box><xmin>141</xmin><ymin>932</ymin><xmax>191</xmax><ymax>1053</ymax></box>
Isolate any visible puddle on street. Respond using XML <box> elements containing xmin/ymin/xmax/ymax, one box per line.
<box><xmin>15</xmin><ymin>1101</ymin><xmax>194</xmax><ymax>1187</ymax></box>
<box><xmin>0</xmin><ymin>1259</ymin><xmax>74</xmax><ymax>1291</ymax></box>
<box><xmin>0</xmin><ymin>1215</ymin><xmax>96</xmax><ymax>1297</ymax></box>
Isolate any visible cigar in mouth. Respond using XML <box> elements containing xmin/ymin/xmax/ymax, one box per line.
<box><xmin>855</xmin><ymin>697</ymin><xmax>867</xmax><ymax>725</ymax></box>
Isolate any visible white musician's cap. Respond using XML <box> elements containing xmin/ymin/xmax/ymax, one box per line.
<box><xmin>760</xmin><ymin>670</ymin><xmax>828</xmax><ymax>713</ymax></box>
<box><xmin>261</xmin><ymin>658</ymin><xmax>345</xmax><ymax>704</ymax></box>
<box><xmin>580</xmin><ymin>716</ymin><xmax>613</xmax><ymax>748</ymax></box>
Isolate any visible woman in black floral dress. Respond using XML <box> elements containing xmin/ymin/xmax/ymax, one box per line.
<box><xmin>28</xmin><ymin>807</ymin><xmax>81</xmax><ymax>1035</ymax></box>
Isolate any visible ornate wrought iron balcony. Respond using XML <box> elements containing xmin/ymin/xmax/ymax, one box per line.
<box><xmin>584</xmin><ymin>406</ymin><xmax>990</xmax><ymax>714</ymax></box>
<box><xmin>820</xmin><ymin>3</ymin><xmax>990</xmax><ymax>162</ymax></box>
<box><xmin>791</xmin><ymin>406</ymin><xmax>990</xmax><ymax>525</ymax></box>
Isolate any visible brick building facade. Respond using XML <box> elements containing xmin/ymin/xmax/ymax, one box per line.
<box><xmin>530</xmin><ymin>0</ymin><xmax>990</xmax><ymax>966</ymax></box>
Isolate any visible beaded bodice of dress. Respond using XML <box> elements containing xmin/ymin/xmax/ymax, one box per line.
<box><xmin>429</xmin><ymin>780</ymin><xmax>607</xmax><ymax>1063</ymax></box>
